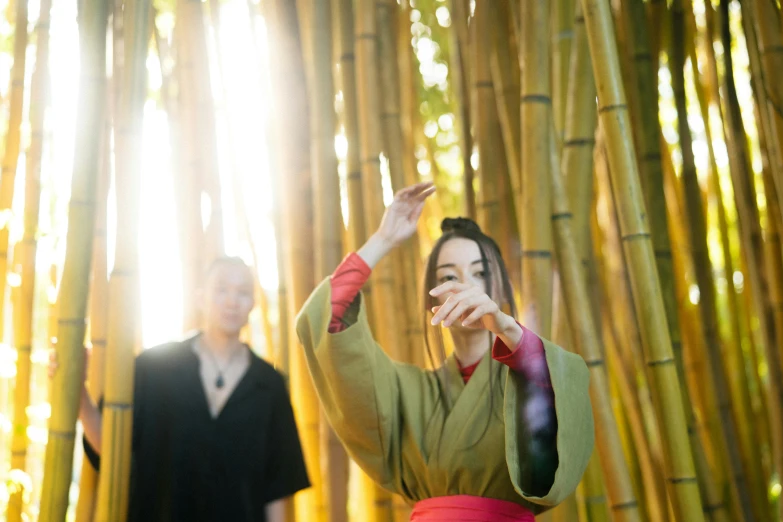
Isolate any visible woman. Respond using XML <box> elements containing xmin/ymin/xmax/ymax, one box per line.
<box><xmin>296</xmin><ymin>182</ymin><xmax>593</xmax><ymax>520</ymax></box>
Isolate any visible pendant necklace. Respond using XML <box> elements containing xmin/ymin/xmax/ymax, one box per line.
<box><xmin>202</xmin><ymin>341</ymin><xmax>244</xmax><ymax>389</ymax></box>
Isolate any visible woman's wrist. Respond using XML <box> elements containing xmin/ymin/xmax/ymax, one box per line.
<box><xmin>497</xmin><ymin>314</ymin><xmax>524</xmax><ymax>347</ymax></box>
<box><xmin>357</xmin><ymin>232</ymin><xmax>396</xmax><ymax>268</ymax></box>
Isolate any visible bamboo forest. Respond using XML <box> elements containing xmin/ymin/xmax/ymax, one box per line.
<box><xmin>0</xmin><ymin>0</ymin><xmax>780</xmax><ymax>519</ymax></box>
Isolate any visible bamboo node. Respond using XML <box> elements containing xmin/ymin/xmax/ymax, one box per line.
<box><xmin>520</xmin><ymin>250</ymin><xmax>552</xmax><ymax>258</ymax></box>
<box><xmin>103</xmin><ymin>401</ymin><xmax>133</xmax><ymax>410</ymax></box>
<box><xmin>667</xmin><ymin>476</ymin><xmax>698</xmax><ymax>484</ymax></box>
<box><xmin>597</xmin><ymin>103</ymin><xmax>628</xmax><ymax>114</ymax></box>
<box><xmin>585</xmin><ymin>358</ymin><xmax>604</xmax><ymax>367</ymax></box>
<box><xmin>610</xmin><ymin>500</ymin><xmax>639</xmax><ymax>510</ymax></box>
<box><xmin>552</xmin><ymin>212</ymin><xmax>573</xmax><ymax>221</ymax></box>
<box><xmin>520</xmin><ymin>94</ymin><xmax>552</xmax><ymax>105</ymax></box>
<box><xmin>47</xmin><ymin>429</ymin><xmax>75</xmax><ymax>440</ymax></box>
<box><xmin>703</xmin><ymin>502</ymin><xmax>727</xmax><ymax>513</ymax></box>
<box><xmin>620</xmin><ymin>232</ymin><xmax>651</xmax><ymax>242</ymax></box>
<box><xmin>563</xmin><ymin>138</ymin><xmax>595</xmax><ymax>147</ymax></box>
<box><xmin>645</xmin><ymin>357</ymin><xmax>674</xmax><ymax>367</ymax></box>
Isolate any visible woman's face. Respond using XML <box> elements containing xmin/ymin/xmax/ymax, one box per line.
<box><xmin>433</xmin><ymin>238</ymin><xmax>487</xmax><ymax>305</ymax></box>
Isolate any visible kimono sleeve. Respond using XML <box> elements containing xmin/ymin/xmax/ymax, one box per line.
<box><xmin>504</xmin><ymin>338</ymin><xmax>594</xmax><ymax>508</ymax></box>
<box><xmin>295</xmin><ymin>278</ymin><xmax>417</xmax><ymax>491</ymax></box>
<box><xmin>261</xmin><ymin>374</ymin><xmax>311</xmax><ymax>502</ymax></box>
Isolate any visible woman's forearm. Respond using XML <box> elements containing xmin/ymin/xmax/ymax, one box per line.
<box><xmin>356</xmin><ymin>233</ymin><xmax>395</xmax><ymax>269</ymax></box>
<box><xmin>80</xmin><ymin>387</ymin><xmax>102</xmax><ymax>453</ymax></box>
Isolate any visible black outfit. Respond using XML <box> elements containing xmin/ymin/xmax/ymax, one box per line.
<box><xmin>84</xmin><ymin>336</ymin><xmax>310</xmax><ymax>522</ymax></box>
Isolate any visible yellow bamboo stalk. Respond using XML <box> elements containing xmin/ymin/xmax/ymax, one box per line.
<box><xmin>693</xmin><ymin>8</ymin><xmax>770</xmax><ymax>516</ymax></box>
<box><xmin>175</xmin><ymin>0</ymin><xmax>224</xmax><ymax>330</ymax></box>
<box><xmin>747</xmin><ymin>0</ymin><xmax>783</xmax><ymax>217</ymax></box>
<box><xmin>297</xmin><ymin>0</ymin><xmax>345</xmax><ymax>519</ymax></box>
<box><xmin>717</xmin><ymin>0</ymin><xmax>783</xmax><ymax>500</ymax></box>
<box><xmin>519</xmin><ymin>0</ymin><xmax>553</xmax><ymax>336</ymax></box>
<box><xmin>0</xmin><ymin>0</ymin><xmax>29</xmax><ymax>353</ymax></box>
<box><xmin>354</xmin><ymin>0</ymin><xmax>398</xmax><ymax>518</ymax></box>
<box><xmin>670</xmin><ymin>2</ymin><xmax>754</xmax><ymax>519</ymax></box>
<box><xmin>448</xmin><ymin>0</ymin><xmax>475</xmax><ymax>219</ymax></box>
<box><xmin>377</xmin><ymin>0</ymin><xmax>420</xmax><ymax>359</ymax></box>
<box><xmin>93</xmin><ymin>0</ymin><xmax>150</xmax><ymax>517</ymax></box>
<box><xmin>264</xmin><ymin>1</ymin><xmax>320</xmax><ymax>520</ymax></box>
<box><xmin>552</xmin><ymin>0</ymin><xmax>574</xmax><ymax>142</ymax></box>
<box><xmin>73</xmin><ymin>38</ymin><xmax>111</xmax><ymax>522</ymax></box>
<box><xmin>550</xmin><ymin>128</ymin><xmax>642</xmax><ymax>522</ymax></box>
<box><xmin>471</xmin><ymin>1</ymin><xmax>509</xmax><ymax>257</ymax></box>
<box><xmin>489</xmin><ymin>0</ymin><xmax>520</xmax><ymax>190</ymax></box>
<box><xmin>7</xmin><ymin>0</ymin><xmax>43</xmax><ymax>519</ymax></box>
<box><xmin>596</xmin><ymin>141</ymin><xmax>669</xmax><ymax>522</ymax></box>
<box><xmin>36</xmin><ymin>0</ymin><xmax>107</xmax><ymax>517</ymax></box>
<box><xmin>742</xmin><ymin>0</ymin><xmax>783</xmax><ymax>397</ymax></box>
<box><xmin>74</xmin><ymin>93</ymin><xmax>111</xmax><ymax>522</ymax></box>
<box><xmin>577</xmin><ymin>0</ymin><xmax>705</xmax><ymax>518</ymax></box>
<box><xmin>333</xmin><ymin>0</ymin><xmax>365</xmax><ymax>252</ymax></box>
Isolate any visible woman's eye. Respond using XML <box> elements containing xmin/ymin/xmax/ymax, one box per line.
<box><xmin>474</xmin><ymin>271</ymin><xmax>487</xmax><ymax>278</ymax></box>
<box><xmin>439</xmin><ymin>275</ymin><xmax>457</xmax><ymax>283</ymax></box>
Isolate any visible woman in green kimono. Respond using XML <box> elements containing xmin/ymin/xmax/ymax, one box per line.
<box><xmin>296</xmin><ymin>182</ymin><xmax>594</xmax><ymax>520</ymax></box>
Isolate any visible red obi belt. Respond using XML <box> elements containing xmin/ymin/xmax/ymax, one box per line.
<box><xmin>410</xmin><ymin>495</ymin><xmax>535</xmax><ymax>522</ymax></box>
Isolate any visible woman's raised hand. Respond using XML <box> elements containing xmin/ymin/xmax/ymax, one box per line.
<box><xmin>375</xmin><ymin>182</ymin><xmax>435</xmax><ymax>247</ymax></box>
<box><xmin>429</xmin><ymin>281</ymin><xmax>518</xmax><ymax>338</ymax></box>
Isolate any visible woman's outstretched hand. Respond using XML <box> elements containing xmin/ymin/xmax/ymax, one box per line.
<box><xmin>358</xmin><ymin>182</ymin><xmax>435</xmax><ymax>269</ymax></box>
<box><xmin>377</xmin><ymin>182</ymin><xmax>435</xmax><ymax>246</ymax></box>
<box><xmin>429</xmin><ymin>282</ymin><xmax>523</xmax><ymax>344</ymax></box>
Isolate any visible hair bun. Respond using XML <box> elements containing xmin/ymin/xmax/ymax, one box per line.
<box><xmin>441</xmin><ymin>217</ymin><xmax>482</xmax><ymax>234</ymax></box>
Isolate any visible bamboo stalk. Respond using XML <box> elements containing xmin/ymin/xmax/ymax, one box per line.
<box><xmin>490</xmin><ymin>0</ymin><xmax>520</xmax><ymax>191</ymax></box>
<box><xmin>334</xmin><ymin>0</ymin><xmax>365</xmax><ymax>253</ymax></box>
<box><xmin>670</xmin><ymin>2</ymin><xmax>754</xmax><ymax>519</ymax></box>
<box><xmin>175</xmin><ymin>0</ymin><xmax>224</xmax><ymax>329</ymax></box>
<box><xmin>0</xmin><ymin>0</ymin><xmax>29</xmax><ymax>353</ymax></box>
<box><xmin>36</xmin><ymin>0</ymin><xmax>107</xmax><ymax>516</ymax></box>
<box><xmin>718</xmin><ymin>0</ymin><xmax>783</xmax><ymax>501</ymax></box>
<box><xmin>93</xmin><ymin>0</ymin><xmax>149</xmax><ymax>518</ymax></box>
<box><xmin>596</xmin><ymin>141</ymin><xmax>669</xmax><ymax>522</ymax></box>
<box><xmin>519</xmin><ymin>0</ymin><xmax>553</xmax><ymax>337</ymax></box>
<box><xmin>577</xmin><ymin>0</ymin><xmax>705</xmax><ymax>518</ymax></box>
<box><xmin>550</xmin><ymin>128</ymin><xmax>643</xmax><ymax>522</ymax></box>
<box><xmin>264</xmin><ymin>0</ymin><xmax>320</xmax><ymax>519</ymax></box>
<box><xmin>552</xmin><ymin>0</ymin><xmax>574</xmax><ymax>142</ymax></box>
<box><xmin>471</xmin><ymin>2</ymin><xmax>509</xmax><ymax>255</ymax></box>
<box><xmin>694</xmin><ymin>7</ymin><xmax>770</xmax><ymax>516</ymax></box>
<box><xmin>7</xmin><ymin>0</ymin><xmax>45</xmax><ymax>519</ymax></box>
<box><xmin>297</xmin><ymin>0</ymin><xmax>346</xmax><ymax>519</ymax></box>
<box><xmin>354</xmin><ymin>0</ymin><xmax>399</xmax><ymax>518</ymax></box>
<box><xmin>742</xmin><ymin>0</ymin><xmax>783</xmax><ymax>403</ymax></box>
<box><xmin>74</xmin><ymin>106</ymin><xmax>111</xmax><ymax>522</ymax></box>
<box><xmin>448</xmin><ymin>0</ymin><xmax>475</xmax><ymax>219</ymax></box>
<box><xmin>377</xmin><ymin>0</ymin><xmax>420</xmax><ymax>360</ymax></box>
<box><xmin>747</xmin><ymin>0</ymin><xmax>783</xmax><ymax>218</ymax></box>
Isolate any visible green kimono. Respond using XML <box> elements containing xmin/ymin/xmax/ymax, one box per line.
<box><xmin>295</xmin><ymin>279</ymin><xmax>594</xmax><ymax>514</ymax></box>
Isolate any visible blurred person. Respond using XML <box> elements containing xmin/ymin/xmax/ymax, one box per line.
<box><xmin>51</xmin><ymin>257</ymin><xmax>309</xmax><ymax>522</ymax></box>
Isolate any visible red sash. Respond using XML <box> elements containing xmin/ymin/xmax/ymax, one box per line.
<box><xmin>410</xmin><ymin>495</ymin><xmax>535</xmax><ymax>522</ymax></box>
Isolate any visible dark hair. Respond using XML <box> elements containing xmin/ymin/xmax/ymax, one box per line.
<box><xmin>421</xmin><ymin>218</ymin><xmax>517</xmax><ymax>444</ymax></box>
<box><xmin>203</xmin><ymin>256</ymin><xmax>253</xmax><ymax>280</ymax></box>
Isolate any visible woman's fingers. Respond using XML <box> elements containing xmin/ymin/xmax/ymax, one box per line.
<box><xmin>441</xmin><ymin>294</ymin><xmax>487</xmax><ymax>327</ymax></box>
<box><xmin>397</xmin><ymin>182</ymin><xmax>434</xmax><ymax>200</ymax></box>
<box><xmin>430</xmin><ymin>287</ymin><xmax>481</xmax><ymax>325</ymax></box>
<box><xmin>461</xmin><ymin>302</ymin><xmax>497</xmax><ymax>327</ymax></box>
<box><xmin>429</xmin><ymin>281</ymin><xmax>471</xmax><ymax>298</ymax></box>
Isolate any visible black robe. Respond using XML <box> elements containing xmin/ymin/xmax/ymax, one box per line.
<box><xmin>84</xmin><ymin>336</ymin><xmax>310</xmax><ymax>522</ymax></box>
